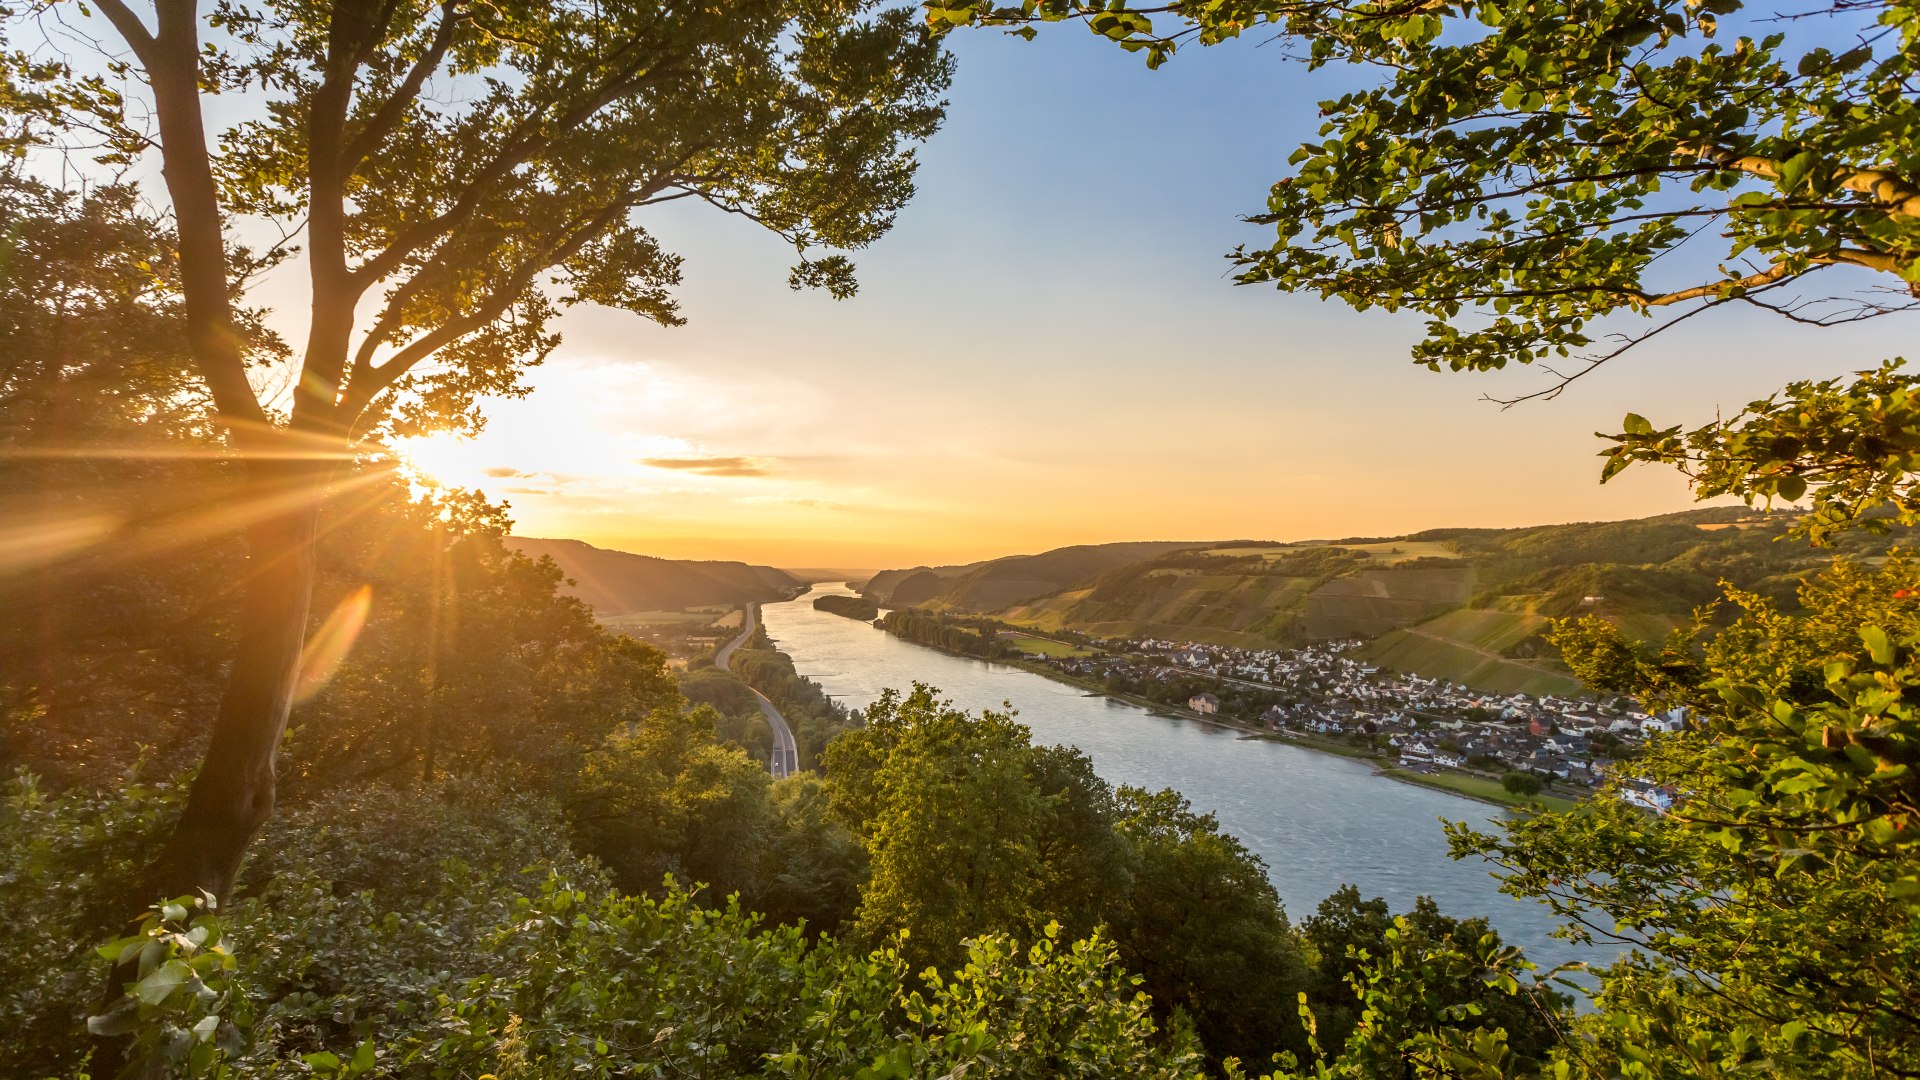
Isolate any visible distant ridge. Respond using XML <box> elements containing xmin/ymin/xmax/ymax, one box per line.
<box><xmin>859</xmin><ymin>541</ymin><xmax>1212</xmax><ymax>610</ymax></box>
<box><xmin>857</xmin><ymin>509</ymin><xmax>1895</xmax><ymax>696</ymax></box>
<box><xmin>508</xmin><ymin>537</ymin><xmax>804</xmax><ymax>615</ymax></box>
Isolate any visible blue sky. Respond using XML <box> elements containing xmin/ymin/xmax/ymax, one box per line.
<box><xmin>374</xmin><ymin>16</ymin><xmax>1916</xmax><ymax>565</ymax></box>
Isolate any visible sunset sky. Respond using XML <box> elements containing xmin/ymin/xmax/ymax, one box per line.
<box><xmin>386</xmin><ymin>26</ymin><xmax>1911</xmax><ymax>568</ymax></box>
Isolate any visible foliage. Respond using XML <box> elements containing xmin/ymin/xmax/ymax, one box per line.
<box><xmin>288</xmin><ymin>483</ymin><xmax>687</xmax><ymax>788</ymax></box>
<box><xmin>0</xmin><ymin>171</ymin><xmax>277</xmax><ymax>441</ymax></box>
<box><xmin>90</xmin><ymin>893</ymin><xmax>250</xmax><ymax>1078</ymax></box>
<box><xmin>1278</xmin><ymin>909</ymin><xmax>1548</xmax><ymax>1080</ymax></box>
<box><xmin>1111</xmin><ymin>786</ymin><xmax>1311</xmax><ymax>1068</ymax></box>
<box><xmin>1499</xmin><ymin>771</ymin><xmax>1544</xmax><ymax>798</ymax></box>
<box><xmin>1605</xmin><ymin>359</ymin><xmax>1920</xmax><ymax>541</ymax></box>
<box><xmin>572</xmin><ymin>705</ymin><xmax>777</xmax><ymax>900</ymax></box>
<box><xmin>4</xmin><ymin>773</ymin><xmax>1209</xmax><ymax>1077</ymax></box>
<box><xmin>0</xmin><ymin>768</ymin><xmax>183</xmax><ymax>1076</ymax></box>
<box><xmin>823</xmin><ymin>686</ymin><xmax>1055</xmax><ymax>970</ymax></box>
<box><xmin>1446</xmin><ymin>555</ymin><xmax>1920</xmax><ymax>1075</ymax></box>
<box><xmin>1297</xmin><ymin>886</ymin><xmax>1566</xmax><ymax>1070</ymax></box>
<box><xmin>757</xmin><ymin>774</ymin><xmax>870</xmax><ymax>935</ymax></box>
<box><xmin>814</xmin><ymin>593</ymin><xmax>881</xmax><ymax>621</ymax></box>
<box><xmin>879</xmin><ymin>609</ymin><xmax>1016</xmax><ymax>660</ymax></box>
<box><xmin>826</xmin><ymin>687</ymin><xmax>1342</xmax><ymax>1068</ymax></box>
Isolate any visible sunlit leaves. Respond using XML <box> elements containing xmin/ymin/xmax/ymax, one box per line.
<box><xmin>1600</xmin><ymin>359</ymin><xmax>1920</xmax><ymax>542</ymax></box>
<box><xmin>926</xmin><ymin>0</ymin><xmax>1920</xmax><ymax>400</ymax></box>
<box><xmin>89</xmin><ymin>892</ymin><xmax>250</xmax><ymax>1077</ymax></box>
<box><xmin>1448</xmin><ymin>557</ymin><xmax>1920</xmax><ymax>1076</ymax></box>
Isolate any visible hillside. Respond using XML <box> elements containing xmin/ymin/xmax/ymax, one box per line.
<box><xmin>869</xmin><ymin>509</ymin><xmax>1904</xmax><ymax>695</ymax></box>
<box><xmin>858</xmin><ymin>562</ymin><xmax>984</xmax><ymax>606</ymax></box>
<box><xmin>923</xmin><ymin>541</ymin><xmax>1219</xmax><ymax>612</ymax></box>
<box><xmin>508</xmin><ymin>537</ymin><xmax>805</xmax><ymax>616</ymax></box>
<box><xmin>859</xmin><ymin>541</ymin><xmax>1214</xmax><ymax>610</ymax></box>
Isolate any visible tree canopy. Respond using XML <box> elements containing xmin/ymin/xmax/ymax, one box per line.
<box><xmin>5</xmin><ymin>0</ymin><xmax>955</xmax><ymax>907</ymax></box>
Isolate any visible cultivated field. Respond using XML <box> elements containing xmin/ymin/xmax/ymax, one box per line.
<box><xmin>1206</xmin><ymin>540</ymin><xmax>1462</xmax><ymax>564</ymax></box>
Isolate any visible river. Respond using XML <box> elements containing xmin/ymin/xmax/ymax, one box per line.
<box><xmin>761</xmin><ymin>585</ymin><xmax>1592</xmax><ymax>975</ymax></box>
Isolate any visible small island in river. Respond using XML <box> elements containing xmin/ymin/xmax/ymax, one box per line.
<box><xmin>813</xmin><ymin>593</ymin><xmax>880</xmax><ymax>621</ymax></box>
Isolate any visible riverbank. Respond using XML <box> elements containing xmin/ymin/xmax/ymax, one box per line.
<box><xmin>875</xmin><ymin>623</ymin><xmax>1584</xmax><ymax>813</ymax></box>
<box><xmin>765</xmin><ymin>586</ymin><xmax>1597</xmax><ymax>974</ymax></box>
<box><xmin>1379</xmin><ymin>767</ymin><xmax>1578</xmax><ymax>813</ymax></box>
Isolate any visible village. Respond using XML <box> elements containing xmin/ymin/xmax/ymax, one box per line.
<box><xmin>1031</xmin><ymin>635</ymin><xmax>1681</xmax><ymax>811</ymax></box>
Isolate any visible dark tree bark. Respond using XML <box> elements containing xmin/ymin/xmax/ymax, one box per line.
<box><xmin>141</xmin><ymin>456</ymin><xmax>327</xmax><ymax>903</ymax></box>
<box><xmin>86</xmin><ymin>0</ymin><xmax>340</xmax><ymax>911</ymax></box>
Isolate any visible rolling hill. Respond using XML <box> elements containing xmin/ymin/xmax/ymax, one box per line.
<box><xmin>508</xmin><ymin>537</ymin><xmax>806</xmax><ymax>616</ymax></box>
<box><xmin>858</xmin><ymin>563</ymin><xmax>979</xmax><ymax>606</ymax></box>
<box><xmin>861</xmin><ymin>509</ymin><xmax>1901</xmax><ymax>695</ymax></box>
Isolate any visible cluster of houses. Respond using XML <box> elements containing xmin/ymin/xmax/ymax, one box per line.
<box><xmin>1045</xmin><ymin>636</ymin><xmax>1684</xmax><ymax>806</ymax></box>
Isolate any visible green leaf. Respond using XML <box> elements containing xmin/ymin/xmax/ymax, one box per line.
<box><xmin>1622</xmin><ymin>413</ymin><xmax>1654</xmax><ymax>436</ymax></box>
<box><xmin>86</xmin><ymin>1003</ymin><xmax>140</xmax><ymax>1038</ymax></box>
<box><xmin>1862</xmin><ymin>625</ymin><xmax>1895</xmax><ymax>666</ymax></box>
<box><xmin>134</xmin><ymin>959</ymin><xmax>192</xmax><ymax>1006</ymax></box>
<box><xmin>1777</xmin><ymin>151</ymin><xmax>1817</xmax><ymax>192</ymax></box>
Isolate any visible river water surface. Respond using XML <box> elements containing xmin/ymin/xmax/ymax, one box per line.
<box><xmin>762</xmin><ymin>585</ymin><xmax>1593</xmax><ymax>974</ymax></box>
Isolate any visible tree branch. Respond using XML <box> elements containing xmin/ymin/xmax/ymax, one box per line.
<box><xmin>1642</xmin><ymin>262</ymin><xmax>1804</xmax><ymax>308</ymax></box>
<box><xmin>338</xmin><ymin>192</ymin><xmax>652</xmax><ymax>426</ymax></box>
<box><xmin>342</xmin><ymin>1</ymin><xmax>462</xmax><ymax>168</ymax></box>
<box><xmin>88</xmin><ymin>0</ymin><xmax>156</xmax><ymax>67</ymax></box>
<box><xmin>1683</xmin><ymin>144</ymin><xmax>1920</xmax><ymax>219</ymax></box>
<box><xmin>347</xmin><ymin>37</ymin><xmax>681</xmax><ymax>294</ymax></box>
<box><xmin>129</xmin><ymin>0</ymin><xmax>272</xmax><ymax>436</ymax></box>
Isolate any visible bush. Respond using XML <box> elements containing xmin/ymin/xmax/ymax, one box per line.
<box><xmin>7</xmin><ymin>771</ymin><xmax>1210</xmax><ymax>1078</ymax></box>
<box><xmin>1500</xmin><ymin>772</ymin><xmax>1544</xmax><ymax>798</ymax></box>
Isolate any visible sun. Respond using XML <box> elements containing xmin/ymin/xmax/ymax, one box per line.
<box><xmin>392</xmin><ymin>431</ymin><xmax>504</xmax><ymax>492</ymax></box>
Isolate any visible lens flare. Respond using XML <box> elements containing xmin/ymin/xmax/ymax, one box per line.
<box><xmin>294</xmin><ymin>585</ymin><xmax>373</xmax><ymax>703</ymax></box>
<box><xmin>0</xmin><ymin>511</ymin><xmax>123</xmax><ymax>576</ymax></box>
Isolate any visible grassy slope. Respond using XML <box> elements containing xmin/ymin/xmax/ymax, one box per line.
<box><xmin>878</xmin><ymin>509</ymin><xmax>1885</xmax><ymax>697</ymax></box>
<box><xmin>1362</xmin><ymin>625</ymin><xmax>1584</xmax><ymax>698</ymax></box>
<box><xmin>923</xmin><ymin>540</ymin><xmax>1217</xmax><ymax>613</ymax></box>
<box><xmin>1379</xmin><ymin>768</ymin><xmax>1579</xmax><ymax>811</ymax></box>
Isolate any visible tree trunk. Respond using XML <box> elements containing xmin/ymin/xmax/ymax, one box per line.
<box><xmin>142</xmin><ymin>456</ymin><xmax>328</xmax><ymax>905</ymax></box>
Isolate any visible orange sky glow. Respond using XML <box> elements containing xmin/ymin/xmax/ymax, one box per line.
<box><xmin>381</xmin><ymin>32</ymin><xmax>1901</xmax><ymax>569</ymax></box>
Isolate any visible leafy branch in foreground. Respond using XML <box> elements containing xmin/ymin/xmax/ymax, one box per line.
<box><xmin>1447</xmin><ymin>557</ymin><xmax>1920</xmax><ymax>1077</ymax></box>
<box><xmin>89</xmin><ymin>893</ymin><xmax>249</xmax><ymax>1078</ymax></box>
<box><xmin>1602</xmin><ymin>358</ymin><xmax>1920</xmax><ymax>542</ymax></box>
<box><xmin>927</xmin><ymin>0</ymin><xmax>1920</xmax><ymax>532</ymax></box>
<box><xmin>928</xmin><ymin>0</ymin><xmax>1920</xmax><ymax>394</ymax></box>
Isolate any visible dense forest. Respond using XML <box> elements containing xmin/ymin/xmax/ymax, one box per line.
<box><xmin>878</xmin><ymin>609</ymin><xmax>1033</xmax><ymax>663</ymax></box>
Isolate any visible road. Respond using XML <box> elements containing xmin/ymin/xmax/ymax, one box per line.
<box><xmin>716</xmin><ymin>603</ymin><xmax>800</xmax><ymax>778</ymax></box>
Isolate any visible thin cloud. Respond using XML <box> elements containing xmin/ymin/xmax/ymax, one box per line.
<box><xmin>741</xmin><ymin>495</ymin><xmax>855</xmax><ymax>512</ymax></box>
<box><xmin>642</xmin><ymin>455</ymin><xmax>773</xmax><ymax>478</ymax></box>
